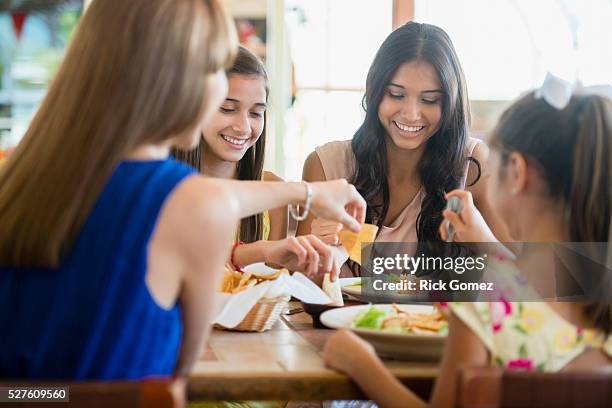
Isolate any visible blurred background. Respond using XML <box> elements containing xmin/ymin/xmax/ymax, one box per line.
<box><xmin>1</xmin><ymin>0</ymin><xmax>611</xmax><ymax>175</ymax></box>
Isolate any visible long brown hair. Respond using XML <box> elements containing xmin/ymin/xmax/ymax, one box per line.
<box><xmin>173</xmin><ymin>45</ymin><xmax>269</xmax><ymax>243</ymax></box>
<box><xmin>347</xmin><ymin>22</ymin><xmax>474</xmax><ymax>276</ymax></box>
<box><xmin>0</xmin><ymin>0</ymin><xmax>237</xmax><ymax>268</ymax></box>
<box><xmin>351</xmin><ymin>22</ymin><xmax>473</xmax><ymax>241</ymax></box>
<box><xmin>491</xmin><ymin>92</ymin><xmax>612</xmax><ymax>333</ymax></box>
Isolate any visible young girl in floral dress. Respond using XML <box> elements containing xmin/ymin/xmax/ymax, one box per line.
<box><xmin>322</xmin><ymin>83</ymin><xmax>612</xmax><ymax>407</ymax></box>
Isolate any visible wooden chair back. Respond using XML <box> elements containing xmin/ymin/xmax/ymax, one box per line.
<box><xmin>457</xmin><ymin>366</ymin><xmax>612</xmax><ymax>408</ymax></box>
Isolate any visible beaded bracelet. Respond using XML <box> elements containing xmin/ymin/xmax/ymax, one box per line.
<box><xmin>289</xmin><ymin>181</ymin><xmax>312</xmax><ymax>222</ymax></box>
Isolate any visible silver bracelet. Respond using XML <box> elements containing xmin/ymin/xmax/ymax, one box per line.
<box><xmin>289</xmin><ymin>181</ymin><xmax>312</xmax><ymax>221</ymax></box>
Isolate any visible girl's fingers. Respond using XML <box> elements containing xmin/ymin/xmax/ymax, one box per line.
<box><xmin>306</xmin><ymin>235</ymin><xmax>333</xmax><ymax>273</ymax></box>
<box><xmin>445</xmin><ymin>189</ymin><xmax>474</xmax><ymax>209</ymax></box>
<box><xmin>439</xmin><ymin>220</ymin><xmax>448</xmax><ymax>241</ymax></box>
<box><xmin>442</xmin><ymin>209</ymin><xmax>465</xmax><ymax>232</ymax></box>
<box><xmin>317</xmin><ymin>224</ymin><xmax>342</xmax><ymax>235</ymax></box>
<box><xmin>356</xmin><ymin>204</ymin><xmax>366</xmax><ymax>224</ymax></box>
<box><xmin>445</xmin><ymin>189</ymin><xmax>470</xmax><ymax>200</ymax></box>
<box><xmin>317</xmin><ymin>234</ymin><xmax>339</xmax><ymax>245</ymax></box>
<box><xmin>445</xmin><ymin>189</ymin><xmax>475</xmax><ymax>223</ymax></box>
<box><xmin>348</xmin><ymin>185</ymin><xmax>367</xmax><ymax>224</ymax></box>
<box><xmin>287</xmin><ymin>237</ymin><xmax>307</xmax><ymax>266</ymax></box>
<box><xmin>347</xmin><ymin>205</ymin><xmax>357</xmax><ymax>221</ymax></box>
<box><xmin>311</xmin><ymin>220</ymin><xmax>343</xmax><ymax>245</ymax></box>
<box><xmin>346</xmin><ymin>202</ymin><xmax>366</xmax><ymax>226</ymax></box>
<box><xmin>337</xmin><ymin>211</ymin><xmax>361</xmax><ymax>233</ymax></box>
<box><xmin>297</xmin><ymin>236</ymin><xmax>319</xmax><ymax>277</ymax></box>
<box><xmin>333</xmin><ymin>183</ymin><xmax>366</xmax><ymax>229</ymax></box>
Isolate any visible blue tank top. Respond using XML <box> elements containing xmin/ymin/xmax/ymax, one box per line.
<box><xmin>0</xmin><ymin>159</ymin><xmax>196</xmax><ymax>379</ymax></box>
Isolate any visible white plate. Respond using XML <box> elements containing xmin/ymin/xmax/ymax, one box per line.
<box><xmin>340</xmin><ymin>277</ymin><xmax>431</xmax><ymax>303</ymax></box>
<box><xmin>320</xmin><ymin>304</ymin><xmax>446</xmax><ymax>360</ymax></box>
<box><xmin>339</xmin><ymin>277</ymin><xmax>362</xmax><ymax>297</ymax></box>
<box><xmin>339</xmin><ymin>278</ymin><xmax>380</xmax><ymax>302</ymax></box>
<box><xmin>339</xmin><ymin>277</ymin><xmax>362</xmax><ymax>287</ymax></box>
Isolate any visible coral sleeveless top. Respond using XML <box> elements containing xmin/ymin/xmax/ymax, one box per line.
<box><xmin>315</xmin><ymin>137</ymin><xmax>481</xmax><ymax>243</ymax></box>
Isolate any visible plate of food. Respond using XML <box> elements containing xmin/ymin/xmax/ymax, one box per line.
<box><xmin>320</xmin><ymin>304</ymin><xmax>447</xmax><ymax>360</ymax></box>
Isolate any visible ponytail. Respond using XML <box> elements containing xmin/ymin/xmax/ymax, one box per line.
<box><xmin>569</xmin><ymin>96</ymin><xmax>611</xmax><ymax>243</ymax></box>
<box><xmin>571</xmin><ymin>96</ymin><xmax>612</xmax><ymax>334</ymax></box>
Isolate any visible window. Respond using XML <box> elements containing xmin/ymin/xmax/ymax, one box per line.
<box><xmin>414</xmin><ymin>0</ymin><xmax>612</xmax><ymax>100</ymax></box>
<box><xmin>283</xmin><ymin>0</ymin><xmax>393</xmax><ymax>180</ymax></box>
<box><xmin>0</xmin><ymin>2</ymin><xmax>83</xmax><ymax>154</ymax></box>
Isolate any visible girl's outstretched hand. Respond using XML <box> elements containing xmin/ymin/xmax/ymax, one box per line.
<box><xmin>308</xmin><ymin>218</ymin><xmax>350</xmax><ymax>281</ymax></box>
<box><xmin>322</xmin><ymin>329</ymin><xmax>377</xmax><ymax>376</ymax></box>
<box><xmin>309</xmin><ymin>179</ymin><xmax>366</xmax><ymax>234</ymax></box>
<box><xmin>439</xmin><ymin>190</ymin><xmax>497</xmax><ymax>242</ymax></box>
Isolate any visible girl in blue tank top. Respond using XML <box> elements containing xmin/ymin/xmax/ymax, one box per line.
<box><xmin>1</xmin><ymin>159</ymin><xmax>195</xmax><ymax>379</ymax></box>
<box><xmin>0</xmin><ymin>0</ymin><xmax>366</xmax><ymax>381</ymax></box>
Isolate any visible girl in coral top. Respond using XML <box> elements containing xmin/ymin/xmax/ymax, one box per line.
<box><xmin>297</xmin><ymin>22</ymin><xmax>511</xmax><ymax>277</ymax></box>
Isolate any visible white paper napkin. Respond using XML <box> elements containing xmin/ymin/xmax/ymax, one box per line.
<box><xmin>214</xmin><ymin>264</ymin><xmax>332</xmax><ymax>328</ymax></box>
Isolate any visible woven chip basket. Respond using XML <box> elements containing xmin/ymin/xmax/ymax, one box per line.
<box><xmin>215</xmin><ymin>295</ymin><xmax>290</xmax><ymax>332</ymax></box>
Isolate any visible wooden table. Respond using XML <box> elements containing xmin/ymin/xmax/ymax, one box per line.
<box><xmin>188</xmin><ymin>302</ymin><xmax>438</xmax><ymax>401</ymax></box>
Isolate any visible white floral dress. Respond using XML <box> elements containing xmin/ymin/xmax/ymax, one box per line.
<box><xmin>442</xmin><ymin>257</ymin><xmax>612</xmax><ymax>372</ymax></box>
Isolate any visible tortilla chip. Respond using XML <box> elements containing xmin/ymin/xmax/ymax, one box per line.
<box><xmin>338</xmin><ymin>223</ymin><xmax>378</xmax><ymax>264</ymax></box>
<box><xmin>231</xmin><ymin>278</ymin><xmax>257</xmax><ymax>294</ymax></box>
<box><xmin>219</xmin><ymin>269</ymin><xmax>234</xmax><ymax>292</ymax></box>
<box><xmin>411</xmin><ymin>320</ymin><xmax>446</xmax><ymax>331</ymax></box>
<box><xmin>220</xmin><ymin>265</ymin><xmax>288</xmax><ymax>294</ymax></box>
<box><xmin>252</xmin><ymin>269</ymin><xmax>288</xmax><ymax>281</ymax></box>
<box><xmin>322</xmin><ymin>273</ymin><xmax>344</xmax><ymax>306</ymax></box>
<box><xmin>238</xmin><ymin>272</ymin><xmax>253</xmax><ymax>288</ymax></box>
<box><xmin>383</xmin><ymin>304</ymin><xmax>448</xmax><ymax>333</ymax></box>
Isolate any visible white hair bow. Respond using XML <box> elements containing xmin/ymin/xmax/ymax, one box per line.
<box><xmin>535</xmin><ymin>72</ymin><xmax>612</xmax><ymax>110</ymax></box>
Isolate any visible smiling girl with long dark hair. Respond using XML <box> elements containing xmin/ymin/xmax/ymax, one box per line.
<box><xmin>297</xmin><ymin>22</ymin><xmax>510</xmax><ymax>274</ymax></box>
